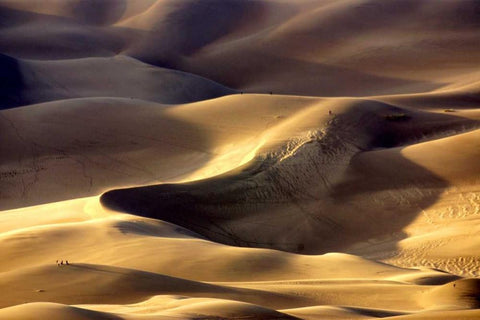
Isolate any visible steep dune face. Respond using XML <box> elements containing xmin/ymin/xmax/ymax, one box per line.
<box><xmin>0</xmin><ymin>94</ymin><xmax>317</xmax><ymax>209</ymax></box>
<box><xmin>181</xmin><ymin>0</ymin><xmax>480</xmax><ymax>95</ymax></box>
<box><xmin>118</xmin><ymin>0</ymin><xmax>269</xmax><ymax>66</ymax></box>
<box><xmin>0</xmin><ymin>5</ymin><xmax>124</xmax><ymax>60</ymax></box>
<box><xmin>0</xmin><ymin>201</ymin><xmax>420</xmax><ymax>283</ymax></box>
<box><xmin>0</xmin><ymin>0</ymin><xmax>129</xmax><ymax>25</ymax></box>
<box><xmin>270</xmin><ymin>0</ymin><xmax>480</xmax><ymax>75</ymax></box>
<box><xmin>347</xmin><ymin>128</ymin><xmax>480</xmax><ymax>277</ymax></box>
<box><xmin>2</xmin><ymin>0</ymin><xmax>479</xmax><ymax>96</ymax></box>
<box><xmin>1</xmin><ymin>197</ymin><xmax>478</xmax><ymax>319</ymax></box>
<box><xmin>101</xmin><ymin>99</ymin><xmax>480</xmax><ymax>253</ymax></box>
<box><xmin>0</xmin><ymin>53</ymin><xmax>23</xmax><ymax>109</ymax></box>
<box><xmin>0</xmin><ymin>198</ymin><xmax>472</xmax><ymax>314</ymax></box>
<box><xmin>0</xmin><ymin>54</ymin><xmax>234</xmax><ymax>109</ymax></box>
<box><xmin>0</xmin><ymin>263</ymin><xmax>306</xmax><ymax>309</ymax></box>
<box><xmin>0</xmin><ymin>97</ymin><xmax>231</xmax><ymax>209</ymax></box>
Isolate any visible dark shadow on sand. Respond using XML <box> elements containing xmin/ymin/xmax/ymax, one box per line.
<box><xmin>0</xmin><ymin>53</ymin><xmax>23</xmax><ymax>109</ymax></box>
<box><xmin>72</xmin><ymin>0</ymin><xmax>127</xmax><ymax>26</ymax></box>
<box><xmin>100</xmin><ymin>101</ymin><xmax>480</xmax><ymax>254</ymax></box>
<box><xmin>0</xmin><ymin>4</ymin><xmax>448</xmax><ymax>99</ymax></box>
<box><xmin>0</xmin><ymin>100</ymin><xmax>219</xmax><ymax>210</ymax></box>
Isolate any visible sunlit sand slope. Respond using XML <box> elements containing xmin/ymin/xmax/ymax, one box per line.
<box><xmin>0</xmin><ymin>200</ymin><xmax>478</xmax><ymax>319</ymax></box>
<box><xmin>101</xmin><ymin>97</ymin><xmax>480</xmax><ymax>254</ymax></box>
<box><xmin>1</xmin><ymin>0</ymin><xmax>480</xmax><ymax>319</ymax></box>
<box><xmin>0</xmin><ymin>95</ymin><xmax>318</xmax><ymax>209</ymax></box>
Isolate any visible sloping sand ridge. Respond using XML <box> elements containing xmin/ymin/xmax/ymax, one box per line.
<box><xmin>1</xmin><ymin>0</ymin><xmax>480</xmax><ymax>319</ymax></box>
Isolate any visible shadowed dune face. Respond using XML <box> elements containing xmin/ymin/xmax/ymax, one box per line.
<box><xmin>101</xmin><ymin>101</ymin><xmax>480</xmax><ymax>253</ymax></box>
<box><xmin>1</xmin><ymin>55</ymin><xmax>235</xmax><ymax>109</ymax></box>
<box><xmin>1</xmin><ymin>94</ymin><xmax>324</xmax><ymax>210</ymax></box>
<box><xmin>0</xmin><ymin>7</ymin><xmax>109</xmax><ymax>59</ymax></box>
<box><xmin>121</xmin><ymin>0</ymin><xmax>268</xmax><ymax>67</ymax></box>
<box><xmin>185</xmin><ymin>54</ymin><xmax>443</xmax><ymax>97</ymax></box>
<box><xmin>71</xmin><ymin>0</ymin><xmax>128</xmax><ymax>25</ymax></box>
<box><xmin>0</xmin><ymin>263</ymin><xmax>309</xmax><ymax>310</ymax></box>
<box><xmin>0</xmin><ymin>0</ymin><xmax>128</xmax><ymax>26</ymax></box>
<box><xmin>2</xmin><ymin>0</ymin><xmax>479</xmax><ymax>96</ymax></box>
<box><xmin>383</xmin><ymin>91</ymin><xmax>480</xmax><ymax>111</ymax></box>
<box><xmin>180</xmin><ymin>0</ymin><xmax>480</xmax><ymax>95</ymax></box>
<box><xmin>422</xmin><ymin>278</ymin><xmax>480</xmax><ymax>309</ymax></box>
<box><xmin>0</xmin><ymin>54</ymin><xmax>23</xmax><ymax>109</ymax></box>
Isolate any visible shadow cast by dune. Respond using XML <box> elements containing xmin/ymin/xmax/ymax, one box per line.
<box><xmin>114</xmin><ymin>219</ymin><xmax>204</xmax><ymax>239</ymax></box>
<box><xmin>9</xmin><ymin>55</ymin><xmax>236</xmax><ymax>108</ymax></box>
<box><xmin>1</xmin><ymin>2</ymin><xmax>474</xmax><ymax>99</ymax></box>
<box><xmin>72</xmin><ymin>0</ymin><xmax>127</xmax><ymax>26</ymax></box>
<box><xmin>121</xmin><ymin>0</ymin><xmax>267</xmax><ymax>69</ymax></box>
<box><xmin>0</xmin><ymin>53</ymin><xmax>24</xmax><ymax>109</ymax></box>
<box><xmin>0</xmin><ymin>5</ymin><xmax>127</xmax><ymax>60</ymax></box>
<box><xmin>0</xmin><ymin>2</ymin><xmax>447</xmax><ymax>98</ymax></box>
<box><xmin>100</xmin><ymin>102</ymin><xmax>480</xmax><ymax>254</ymax></box>
<box><xmin>0</xmin><ymin>263</ymin><xmax>309</xmax><ymax>310</ymax></box>
<box><xmin>184</xmin><ymin>53</ymin><xmax>446</xmax><ymax>97</ymax></box>
<box><xmin>0</xmin><ymin>98</ymin><xmax>220</xmax><ymax>210</ymax></box>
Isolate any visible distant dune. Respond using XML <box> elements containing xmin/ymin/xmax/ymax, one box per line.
<box><xmin>1</xmin><ymin>0</ymin><xmax>480</xmax><ymax>319</ymax></box>
<box><xmin>0</xmin><ymin>54</ymin><xmax>235</xmax><ymax>109</ymax></box>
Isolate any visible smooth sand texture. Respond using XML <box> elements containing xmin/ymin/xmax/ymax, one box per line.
<box><xmin>0</xmin><ymin>54</ymin><xmax>235</xmax><ymax>109</ymax></box>
<box><xmin>1</xmin><ymin>0</ymin><xmax>480</xmax><ymax>319</ymax></box>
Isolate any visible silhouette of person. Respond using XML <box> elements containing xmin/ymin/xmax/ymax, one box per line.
<box><xmin>329</xmin><ymin>110</ymin><xmax>332</xmax><ymax>115</ymax></box>
<box><xmin>56</xmin><ymin>260</ymin><xmax>59</xmax><ymax>266</ymax></box>
<box><xmin>66</xmin><ymin>260</ymin><xmax>69</xmax><ymax>265</ymax></box>
<box><xmin>60</xmin><ymin>260</ymin><xmax>64</xmax><ymax>265</ymax></box>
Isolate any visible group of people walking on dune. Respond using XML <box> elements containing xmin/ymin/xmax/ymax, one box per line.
<box><xmin>56</xmin><ymin>259</ymin><xmax>69</xmax><ymax>266</ymax></box>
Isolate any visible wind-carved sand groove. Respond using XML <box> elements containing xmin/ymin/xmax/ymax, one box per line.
<box><xmin>100</xmin><ymin>103</ymin><xmax>364</xmax><ymax>252</ymax></box>
<box><xmin>101</xmin><ymin>99</ymin><xmax>480</xmax><ymax>254</ymax></box>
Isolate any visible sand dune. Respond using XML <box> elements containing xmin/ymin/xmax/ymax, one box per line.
<box><xmin>100</xmin><ymin>98</ymin><xmax>479</xmax><ymax>253</ymax></box>
<box><xmin>0</xmin><ymin>303</ymin><xmax>124</xmax><ymax>320</ymax></box>
<box><xmin>0</xmin><ymin>201</ymin><xmax>421</xmax><ymax>282</ymax></box>
<box><xmin>1</xmin><ymin>0</ymin><xmax>480</xmax><ymax>319</ymax></box>
<box><xmin>0</xmin><ymin>200</ymin><xmax>477</xmax><ymax>318</ymax></box>
<box><xmin>0</xmin><ymin>94</ymin><xmax>319</xmax><ymax>209</ymax></box>
<box><xmin>0</xmin><ymin>300</ymin><xmax>299</xmax><ymax>320</ymax></box>
<box><xmin>180</xmin><ymin>0</ymin><xmax>480</xmax><ymax>96</ymax></box>
<box><xmin>0</xmin><ymin>263</ymin><xmax>306</xmax><ymax>309</ymax></box>
<box><xmin>0</xmin><ymin>54</ymin><xmax>234</xmax><ymax>109</ymax></box>
<box><xmin>2</xmin><ymin>0</ymin><xmax>479</xmax><ymax>95</ymax></box>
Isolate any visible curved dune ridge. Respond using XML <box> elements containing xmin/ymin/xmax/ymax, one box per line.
<box><xmin>1</xmin><ymin>0</ymin><xmax>480</xmax><ymax>319</ymax></box>
<box><xmin>0</xmin><ymin>54</ymin><xmax>235</xmax><ymax>109</ymax></box>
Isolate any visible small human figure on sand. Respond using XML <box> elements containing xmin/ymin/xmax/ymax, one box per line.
<box><xmin>60</xmin><ymin>260</ymin><xmax>64</xmax><ymax>265</ymax></box>
<box><xmin>56</xmin><ymin>260</ymin><xmax>59</xmax><ymax>266</ymax></box>
<box><xmin>329</xmin><ymin>110</ymin><xmax>332</xmax><ymax>115</ymax></box>
<box><xmin>66</xmin><ymin>260</ymin><xmax>69</xmax><ymax>265</ymax></box>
